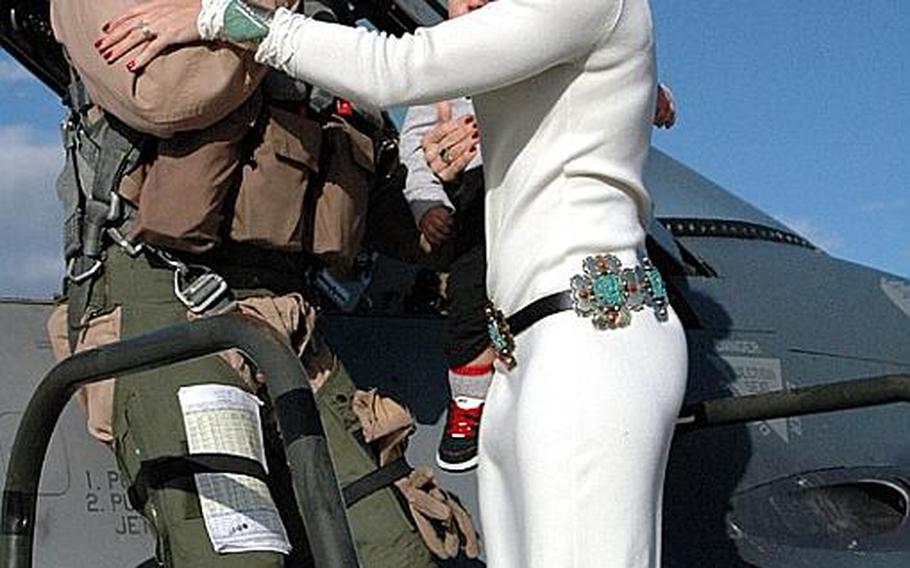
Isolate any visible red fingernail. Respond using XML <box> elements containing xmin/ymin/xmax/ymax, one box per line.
<box><xmin>470</xmin><ymin>143</ymin><xmax>478</xmax><ymax>152</ymax></box>
<box><xmin>126</xmin><ymin>60</ymin><xmax>136</xmax><ymax>71</ymax></box>
<box><xmin>103</xmin><ymin>51</ymin><xmax>112</xmax><ymax>61</ymax></box>
<box><xmin>465</xmin><ymin>116</ymin><xmax>475</xmax><ymax>124</ymax></box>
<box><xmin>471</xmin><ymin>131</ymin><xmax>480</xmax><ymax>140</ymax></box>
<box><xmin>94</xmin><ymin>39</ymin><xmax>103</xmax><ymax>48</ymax></box>
<box><xmin>102</xmin><ymin>22</ymin><xmax>110</xmax><ymax>32</ymax></box>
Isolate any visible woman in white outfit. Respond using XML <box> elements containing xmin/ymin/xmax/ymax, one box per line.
<box><xmin>97</xmin><ymin>1</ymin><xmax>689</xmax><ymax>565</ymax></box>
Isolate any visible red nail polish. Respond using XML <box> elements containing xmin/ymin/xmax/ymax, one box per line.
<box><xmin>465</xmin><ymin>116</ymin><xmax>475</xmax><ymax>124</ymax></box>
<box><xmin>470</xmin><ymin>143</ymin><xmax>478</xmax><ymax>152</ymax></box>
<box><xmin>102</xmin><ymin>22</ymin><xmax>110</xmax><ymax>32</ymax></box>
<box><xmin>103</xmin><ymin>51</ymin><xmax>112</xmax><ymax>61</ymax></box>
<box><xmin>94</xmin><ymin>39</ymin><xmax>103</xmax><ymax>48</ymax></box>
<box><xmin>126</xmin><ymin>60</ymin><xmax>135</xmax><ymax>71</ymax></box>
<box><xmin>471</xmin><ymin>131</ymin><xmax>480</xmax><ymax>140</ymax></box>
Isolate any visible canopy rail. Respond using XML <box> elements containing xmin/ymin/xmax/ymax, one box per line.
<box><xmin>1</xmin><ymin>313</ymin><xmax>360</xmax><ymax>568</ymax></box>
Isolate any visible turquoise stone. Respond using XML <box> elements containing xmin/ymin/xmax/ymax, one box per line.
<box><xmin>488</xmin><ymin>322</ymin><xmax>507</xmax><ymax>351</ymax></box>
<box><xmin>648</xmin><ymin>270</ymin><xmax>667</xmax><ymax>299</ymax></box>
<box><xmin>593</xmin><ymin>273</ymin><xmax>625</xmax><ymax>306</ymax></box>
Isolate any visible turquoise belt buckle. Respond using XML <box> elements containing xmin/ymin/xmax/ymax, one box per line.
<box><xmin>569</xmin><ymin>254</ymin><xmax>669</xmax><ymax>330</ymax></box>
<box><xmin>485</xmin><ymin>304</ymin><xmax>517</xmax><ymax>369</ymax></box>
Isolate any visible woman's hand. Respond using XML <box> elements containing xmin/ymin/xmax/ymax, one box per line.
<box><xmin>421</xmin><ymin>102</ymin><xmax>479</xmax><ymax>183</ymax></box>
<box><xmin>95</xmin><ymin>0</ymin><xmax>204</xmax><ymax>72</ymax></box>
<box><xmin>653</xmin><ymin>83</ymin><xmax>677</xmax><ymax>129</ymax></box>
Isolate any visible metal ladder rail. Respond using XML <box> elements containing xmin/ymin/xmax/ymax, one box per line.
<box><xmin>0</xmin><ymin>312</ymin><xmax>359</xmax><ymax>568</ymax></box>
<box><xmin>678</xmin><ymin>373</ymin><xmax>910</xmax><ymax>431</ymax></box>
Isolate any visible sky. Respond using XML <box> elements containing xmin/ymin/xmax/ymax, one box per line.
<box><xmin>0</xmin><ymin>0</ymin><xmax>907</xmax><ymax>299</ymax></box>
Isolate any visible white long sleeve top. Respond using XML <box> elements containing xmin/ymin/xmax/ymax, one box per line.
<box><xmin>248</xmin><ymin>0</ymin><xmax>657</xmax><ymax>315</ymax></box>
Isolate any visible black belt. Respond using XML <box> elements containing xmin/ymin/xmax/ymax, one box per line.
<box><xmin>486</xmin><ymin>253</ymin><xmax>672</xmax><ymax>369</ymax></box>
<box><xmin>486</xmin><ymin>290</ymin><xmax>574</xmax><ymax>370</ymax></box>
<box><xmin>506</xmin><ymin>291</ymin><xmax>575</xmax><ymax>337</ymax></box>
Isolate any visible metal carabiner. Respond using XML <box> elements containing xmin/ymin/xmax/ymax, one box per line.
<box><xmin>66</xmin><ymin>257</ymin><xmax>103</xmax><ymax>283</ymax></box>
<box><xmin>173</xmin><ymin>266</ymin><xmax>230</xmax><ymax>314</ymax></box>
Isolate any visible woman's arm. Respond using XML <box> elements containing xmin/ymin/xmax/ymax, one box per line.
<box><xmin>98</xmin><ymin>0</ymin><xmax>622</xmax><ymax>109</ymax></box>
<box><xmin>256</xmin><ymin>0</ymin><xmax>621</xmax><ymax>107</ymax></box>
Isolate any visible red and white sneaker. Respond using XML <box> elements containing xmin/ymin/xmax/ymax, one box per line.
<box><xmin>436</xmin><ymin>396</ymin><xmax>484</xmax><ymax>472</ymax></box>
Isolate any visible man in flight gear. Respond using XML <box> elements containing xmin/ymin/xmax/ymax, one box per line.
<box><xmin>45</xmin><ymin>0</ymin><xmax>476</xmax><ymax>566</ymax></box>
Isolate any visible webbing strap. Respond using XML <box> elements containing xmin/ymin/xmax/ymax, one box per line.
<box><xmin>127</xmin><ymin>452</ymin><xmax>412</xmax><ymax>513</ymax></box>
<box><xmin>126</xmin><ymin>453</ymin><xmax>269</xmax><ymax>512</ymax></box>
<box><xmin>83</xmin><ymin>116</ymin><xmax>144</xmax><ymax>259</ymax></box>
<box><xmin>341</xmin><ymin>456</ymin><xmax>412</xmax><ymax>508</ymax></box>
<box><xmin>59</xmin><ymin>119</ymin><xmax>84</xmax><ymax>261</ymax></box>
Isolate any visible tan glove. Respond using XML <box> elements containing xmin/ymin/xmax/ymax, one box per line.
<box><xmin>193</xmin><ymin>293</ymin><xmax>330</xmax><ymax>391</ymax></box>
<box><xmin>351</xmin><ymin>389</ymin><xmax>480</xmax><ymax>559</ymax></box>
<box><xmin>394</xmin><ymin>466</ymin><xmax>480</xmax><ymax>559</ymax></box>
<box><xmin>351</xmin><ymin>388</ymin><xmax>414</xmax><ymax>464</ymax></box>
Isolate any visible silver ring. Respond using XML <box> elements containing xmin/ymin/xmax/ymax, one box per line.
<box><xmin>137</xmin><ymin>21</ymin><xmax>155</xmax><ymax>40</ymax></box>
<box><xmin>440</xmin><ymin>146</ymin><xmax>453</xmax><ymax>165</ymax></box>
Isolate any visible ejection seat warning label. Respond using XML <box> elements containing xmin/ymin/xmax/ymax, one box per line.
<box><xmin>83</xmin><ymin>468</ymin><xmax>152</xmax><ymax>536</ymax></box>
<box><xmin>178</xmin><ymin>384</ymin><xmax>291</xmax><ymax>555</ymax></box>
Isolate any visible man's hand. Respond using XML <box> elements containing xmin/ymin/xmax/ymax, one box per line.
<box><xmin>653</xmin><ymin>83</ymin><xmax>677</xmax><ymax>129</ymax></box>
<box><xmin>419</xmin><ymin>206</ymin><xmax>455</xmax><ymax>246</ymax></box>
<box><xmin>421</xmin><ymin>102</ymin><xmax>479</xmax><ymax>182</ymax></box>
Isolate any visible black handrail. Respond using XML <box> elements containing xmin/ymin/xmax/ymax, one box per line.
<box><xmin>678</xmin><ymin>373</ymin><xmax>910</xmax><ymax>431</ymax></box>
<box><xmin>1</xmin><ymin>313</ymin><xmax>359</xmax><ymax>568</ymax></box>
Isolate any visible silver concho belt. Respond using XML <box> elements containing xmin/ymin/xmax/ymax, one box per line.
<box><xmin>486</xmin><ymin>254</ymin><xmax>670</xmax><ymax>369</ymax></box>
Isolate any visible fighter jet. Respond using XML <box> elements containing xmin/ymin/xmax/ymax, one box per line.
<box><xmin>2</xmin><ymin>0</ymin><xmax>908</xmax><ymax>567</ymax></box>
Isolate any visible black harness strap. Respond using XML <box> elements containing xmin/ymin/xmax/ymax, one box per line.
<box><xmin>341</xmin><ymin>456</ymin><xmax>412</xmax><ymax>508</ymax></box>
<box><xmin>127</xmin><ymin>453</ymin><xmax>268</xmax><ymax>512</ymax></box>
<box><xmin>128</xmin><ymin>452</ymin><xmax>413</xmax><ymax>512</ymax></box>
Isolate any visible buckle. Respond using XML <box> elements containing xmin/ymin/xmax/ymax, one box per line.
<box><xmin>569</xmin><ymin>254</ymin><xmax>669</xmax><ymax>330</ymax></box>
<box><xmin>485</xmin><ymin>304</ymin><xmax>516</xmax><ymax>370</ymax></box>
<box><xmin>66</xmin><ymin>257</ymin><xmax>103</xmax><ymax>283</ymax></box>
<box><xmin>107</xmin><ymin>227</ymin><xmax>144</xmax><ymax>256</ymax></box>
<box><xmin>173</xmin><ymin>266</ymin><xmax>231</xmax><ymax>314</ymax></box>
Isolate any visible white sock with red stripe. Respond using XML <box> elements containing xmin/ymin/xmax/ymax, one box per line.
<box><xmin>448</xmin><ymin>363</ymin><xmax>493</xmax><ymax>406</ymax></box>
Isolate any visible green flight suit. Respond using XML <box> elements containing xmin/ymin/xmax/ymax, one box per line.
<box><xmin>85</xmin><ymin>247</ymin><xmax>435</xmax><ymax>568</ymax></box>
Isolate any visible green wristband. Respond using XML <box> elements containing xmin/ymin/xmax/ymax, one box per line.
<box><xmin>222</xmin><ymin>0</ymin><xmax>274</xmax><ymax>44</ymax></box>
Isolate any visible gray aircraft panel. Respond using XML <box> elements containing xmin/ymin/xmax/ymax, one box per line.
<box><xmin>0</xmin><ymin>301</ymin><xmax>156</xmax><ymax>568</ymax></box>
<box><xmin>646</xmin><ymin>149</ymin><xmax>795</xmax><ymax>233</ymax></box>
<box><xmin>672</xmin><ymin>236</ymin><xmax>910</xmax><ymax>368</ymax></box>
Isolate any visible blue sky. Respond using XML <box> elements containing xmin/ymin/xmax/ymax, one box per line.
<box><xmin>0</xmin><ymin>0</ymin><xmax>907</xmax><ymax>298</ymax></box>
<box><xmin>650</xmin><ymin>0</ymin><xmax>908</xmax><ymax>278</ymax></box>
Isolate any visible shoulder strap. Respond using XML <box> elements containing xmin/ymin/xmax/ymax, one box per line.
<box><xmin>59</xmin><ymin>61</ymin><xmax>151</xmax><ymax>346</ymax></box>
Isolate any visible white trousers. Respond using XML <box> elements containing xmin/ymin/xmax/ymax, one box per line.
<box><xmin>477</xmin><ymin>299</ymin><xmax>688</xmax><ymax>567</ymax></box>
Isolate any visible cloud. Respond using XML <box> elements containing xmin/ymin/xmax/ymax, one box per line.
<box><xmin>0</xmin><ymin>124</ymin><xmax>65</xmax><ymax>298</ymax></box>
<box><xmin>0</xmin><ymin>125</ymin><xmax>63</xmax><ymax>198</ymax></box>
<box><xmin>777</xmin><ymin>215</ymin><xmax>845</xmax><ymax>253</ymax></box>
